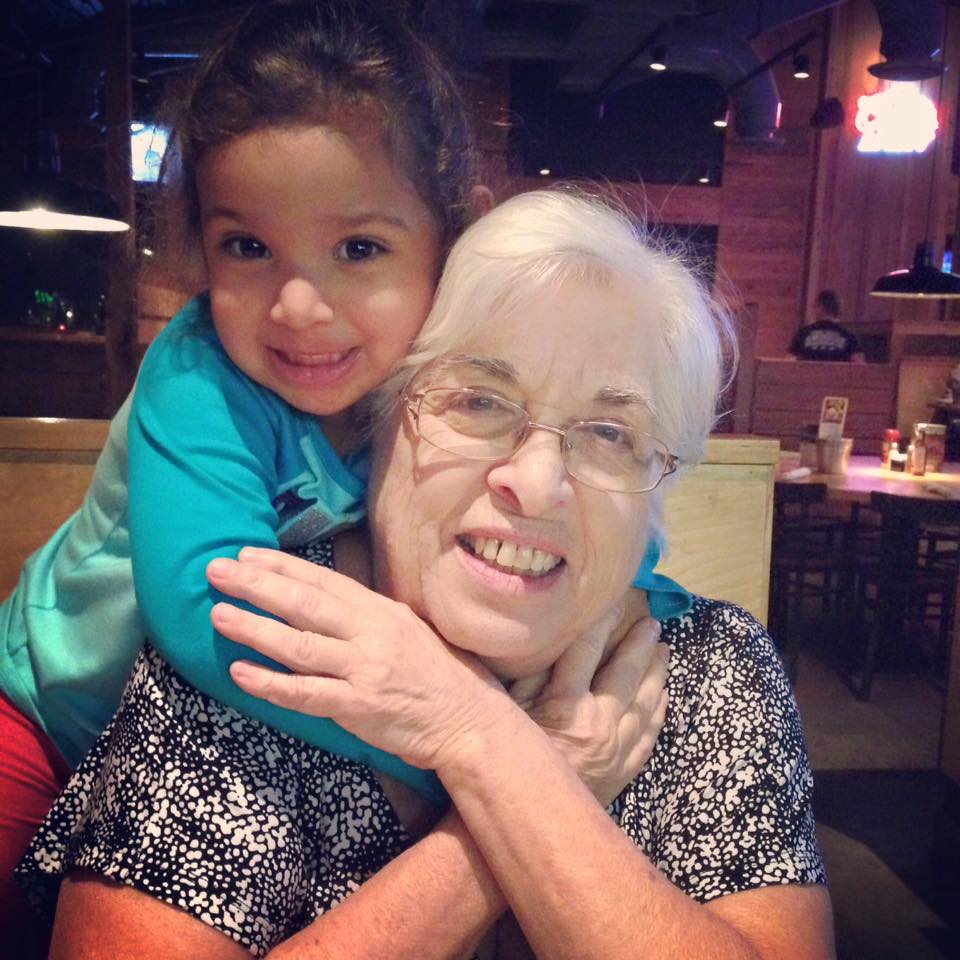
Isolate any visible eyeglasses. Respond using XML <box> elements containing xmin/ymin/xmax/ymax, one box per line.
<box><xmin>402</xmin><ymin>386</ymin><xmax>679</xmax><ymax>494</ymax></box>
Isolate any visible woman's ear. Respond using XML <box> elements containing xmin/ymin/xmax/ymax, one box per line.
<box><xmin>469</xmin><ymin>184</ymin><xmax>495</xmax><ymax>220</ymax></box>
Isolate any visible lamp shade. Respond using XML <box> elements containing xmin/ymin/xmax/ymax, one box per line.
<box><xmin>870</xmin><ymin>242</ymin><xmax>960</xmax><ymax>299</ymax></box>
<box><xmin>0</xmin><ymin>177</ymin><xmax>129</xmax><ymax>233</ymax></box>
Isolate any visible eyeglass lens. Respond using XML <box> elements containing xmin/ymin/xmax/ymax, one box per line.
<box><xmin>412</xmin><ymin>388</ymin><xmax>670</xmax><ymax>493</ymax></box>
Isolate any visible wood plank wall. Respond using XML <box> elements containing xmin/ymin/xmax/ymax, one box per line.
<box><xmin>510</xmin><ymin>13</ymin><xmax>826</xmax><ymax>360</ymax></box>
<box><xmin>806</xmin><ymin>2</ymin><xmax>960</xmax><ymax>337</ymax></box>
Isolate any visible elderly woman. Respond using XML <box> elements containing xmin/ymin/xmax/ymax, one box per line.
<box><xmin>18</xmin><ymin>190</ymin><xmax>832</xmax><ymax>959</ymax></box>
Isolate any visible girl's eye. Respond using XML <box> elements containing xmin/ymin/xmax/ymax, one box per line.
<box><xmin>337</xmin><ymin>237</ymin><xmax>387</xmax><ymax>262</ymax></box>
<box><xmin>222</xmin><ymin>236</ymin><xmax>270</xmax><ymax>260</ymax></box>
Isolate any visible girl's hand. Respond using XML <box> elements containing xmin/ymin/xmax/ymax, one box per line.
<box><xmin>510</xmin><ymin>610</ymin><xmax>668</xmax><ymax>807</ymax></box>
<box><xmin>206</xmin><ymin>548</ymin><xmax>511</xmax><ymax>771</ymax></box>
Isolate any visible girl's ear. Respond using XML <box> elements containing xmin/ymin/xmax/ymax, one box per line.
<box><xmin>468</xmin><ymin>184</ymin><xmax>495</xmax><ymax>220</ymax></box>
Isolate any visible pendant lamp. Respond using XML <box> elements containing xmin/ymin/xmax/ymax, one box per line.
<box><xmin>869</xmin><ymin>11</ymin><xmax>958</xmax><ymax>299</ymax></box>
<box><xmin>871</xmin><ymin>242</ymin><xmax>960</xmax><ymax>298</ymax></box>
<box><xmin>0</xmin><ymin>176</ymin><xmax>129</xmax><ymax>233</ymax></box>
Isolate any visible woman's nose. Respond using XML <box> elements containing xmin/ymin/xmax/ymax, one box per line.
<box><xmin>486</xmin><ymin>430</ymin><xmax>573</xmax><ymax>516</ymax></box>
<box><xmin>269</xmin><ymin>277</ymin><xmax>335</xmax><ymax>329</ymax></box>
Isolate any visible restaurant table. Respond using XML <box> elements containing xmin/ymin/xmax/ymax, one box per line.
<box><xmin>778</xmin><ymin>453</ymin><xmax>960</xmax><ymax>785</ymax></box>
<box><xmin>779</xmin><ymin>454</ymin><xmax>960</xmax><ymax>503</ymax></box>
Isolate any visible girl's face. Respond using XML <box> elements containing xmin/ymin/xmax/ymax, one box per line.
<box><xmin>196</xmin><ymin>123</ymin><xmax>442</xmax><ymax>447</ymax></box>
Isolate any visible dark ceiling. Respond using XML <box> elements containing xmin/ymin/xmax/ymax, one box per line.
<box><xmin>0</xmin><ymin>0</ymin><xmax>943</xmax><ymax>183</ymax></box>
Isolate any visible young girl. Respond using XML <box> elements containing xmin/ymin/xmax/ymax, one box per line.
<box><xmin>0</xmin><ymin>0</ymin><xmax>479</xmax><ymax>939</ymax></box>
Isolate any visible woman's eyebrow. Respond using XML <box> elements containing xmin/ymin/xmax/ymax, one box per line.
<box><xmin>594</xmin><ymin>386</ymin><xmax>656</xmax><ymax>411</ymax></box>
<box><xmin>446</xmin><ymin>355</ymin><xmax>519</xmax><ymax>384</ymax></box>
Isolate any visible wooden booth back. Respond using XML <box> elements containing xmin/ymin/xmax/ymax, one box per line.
<box><xmin>0</xmin><ymin>419</ymin><xmax>778</xmax><ymax>625</ymax></box>
<box><xmin>748</xmin><ymin>358</ymin><xmax>897</xmax><ymax>455</ymax></box>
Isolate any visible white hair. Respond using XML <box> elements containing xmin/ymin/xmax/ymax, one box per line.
<box><xmin>379</xmin><ymin>187</ymin><xmax>732</xmax><ymax>453</ymax></box>
<box><xmin>371</xmin><ymin>187</ymin><xmax>734</xmax><ymax>545</ymax></box>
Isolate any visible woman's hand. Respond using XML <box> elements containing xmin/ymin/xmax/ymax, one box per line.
<box><xmin>207</xmin><ymin>548</ymin><xmax>512</xmax><ymax>771</ymax></box>
<box><xmin>510</xmin><ymin>611</ymin><xmax>669</xmax><ymax>807</ymax></box>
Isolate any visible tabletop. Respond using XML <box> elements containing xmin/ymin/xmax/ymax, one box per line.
<box><xmin>778</xmin><ymin>454</ymin><xmax>960</xmax><ymax>504</ymax></box>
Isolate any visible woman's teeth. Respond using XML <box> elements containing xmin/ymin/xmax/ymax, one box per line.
<box><xmin>461</xmin><ymin>535</ymin><xmax>562</xmax><ymax>576</ymax></box>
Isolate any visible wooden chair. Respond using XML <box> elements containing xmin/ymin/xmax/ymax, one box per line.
<box><xmin>846</xmin><ymin>491</ymin><xmax>960</xmax><ymax>700</ymax></box>
<box><xmin>769</xmin><ymin>482</ymin><xmax>850</xmax><ymax>681</ymax></box>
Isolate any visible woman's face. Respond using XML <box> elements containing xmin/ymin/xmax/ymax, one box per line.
<box><xmin>369</xmin><ymin>276</ymin><xmax>659</xmax><ymax>680</ymax></box>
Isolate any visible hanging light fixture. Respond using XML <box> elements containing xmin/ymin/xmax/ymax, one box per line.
<box><xmin>871</xmin><ymin>242</ymin><xmax>960</xmax><ymax>298</ymax></box>
<box><xmin>869</xmin><ymin>11</ymin><xmax>960</xmax><ymax>299</ymax></box>
<box><xmin>792</xmin><ymin>53</ymin><xmax>811</xmax><ymax>79</ymax></box>
<box><xmin>649</xmin><ymin>46</ymin><xmax>667</xmax><ymax>72</ymax></box>
<box><xmin>0</xmin><ymin>177</ymin><xmax>129</xmax><ymax>233</ymax></box>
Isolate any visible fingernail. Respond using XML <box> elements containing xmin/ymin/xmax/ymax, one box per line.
<box><xmin>210</xmin><ymin>602</ymin><xmax>233</xmax><ymax>625</ymax></box>
<box><xmin>238</xmin><ymin>546</ymin><xmax>264</xmax><ymax>561</ymax></box>
<box><xmin>207</xmin><ymin>558</ymin><xmax>231</xmax><ymax>578</ymax></box>
<box><xmin>658</xmin><ymin>643</ymin><xmax>670</xmax><ymax>662</ymax></box>
<box><xmin>230</xmin><ymin>661</ymin><xmax>253</xmax><ymax>684</ymax></box>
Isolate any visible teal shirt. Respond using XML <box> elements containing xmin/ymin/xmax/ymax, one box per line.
<box><xmin>127</xmin><ymin>297</ymin><xmax>453</xmax><ymax>802</ymax></box>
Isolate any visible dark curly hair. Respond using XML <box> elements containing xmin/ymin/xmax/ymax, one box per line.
<box><xmin>158</xmin><ymin>0</ymin><xmax>479</xmax><ymax>263</ymax></box>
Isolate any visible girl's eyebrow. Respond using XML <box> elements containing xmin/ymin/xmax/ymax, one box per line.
<box><xmin>337</xmin><ymin>212</ymin><xmax>412</xmax><ymax>230</ymax></box>
<box><xmin>200</xmin><ymin>206</ymin><xmax>411</xmax><ymax>231</ymax></box>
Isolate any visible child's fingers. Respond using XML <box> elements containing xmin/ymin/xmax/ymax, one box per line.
<box><xmin>547</xmin><ymin>603</ymin><xmax>624</xmax><ymax>699</ymax></box>
<box><xmin>592</xmin><ymin>620</ymin><xmax>664</xmax><ymax>711</ymax></box>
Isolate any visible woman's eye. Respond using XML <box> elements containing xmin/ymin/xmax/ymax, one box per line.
<box><xmin>337</xmin><ymin>237</ymin><xmax>386</xmax><ymax>262</ymax></box>
<box><xmin>222</xmin><ymin>236</ymin><xmax>270</xmax><ymax>260</ymax></box>
<box><xmin>463</xmin><ymin>393</ymin><xmax>500</xmax><ymax>413</ymax></box>
<box><xmin>589</xmin><ymin>423</ymin><xmax>629</xmax><ymax>446</ymax></box>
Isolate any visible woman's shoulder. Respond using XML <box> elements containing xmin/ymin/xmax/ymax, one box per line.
<box><xmin>661</xmin><ymin>596</ymin><xmax>787</xmax><ymax>698</ymax></box>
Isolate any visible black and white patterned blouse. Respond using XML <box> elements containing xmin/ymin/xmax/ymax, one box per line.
<box><xmin>16</xmin><ymin>551</ymin><xmax>825</xmax><ymax>956</ymax></box>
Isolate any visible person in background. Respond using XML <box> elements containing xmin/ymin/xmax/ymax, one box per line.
<box><xmin>20</xmin><ymin>190</ymin><xmax>832</xmax><ymax>959</ymax></box>
<box><xmin>788</xmin><ymin>290</ymin><xmax>865</xmax><ymax>362</ymax></box>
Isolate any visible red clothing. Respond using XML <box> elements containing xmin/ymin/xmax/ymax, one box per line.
<box><xmin>0</xmin><ymin>691</ymin><xmax>70</xmax><ymax>960</ymax></box>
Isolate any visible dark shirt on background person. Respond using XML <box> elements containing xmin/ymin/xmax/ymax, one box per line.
<box><xmin>788</xmin><ymin>319</ymin><xmax>861</xmax><ymax>362</ymax></box>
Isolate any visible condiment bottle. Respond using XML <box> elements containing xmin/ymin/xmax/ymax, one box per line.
<box><xmin>881</xmin><ymin>428</ymin><xmax>900</xmax><ymax>469</ymax></box>
<box><xmin>890</xmin><ymin>446</ymin><xmax>907</xmax><ymax>472</ymax></box>
<box><xmin>911</xmin><ymin>428</ymin><xmax>927</xmax><ymax>476</ymax></box>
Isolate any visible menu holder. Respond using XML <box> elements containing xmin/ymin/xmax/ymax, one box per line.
<box><xmin>818</xmin><ymin>396</ymin><xmax>848</xmax><ymax>441</ymax></box>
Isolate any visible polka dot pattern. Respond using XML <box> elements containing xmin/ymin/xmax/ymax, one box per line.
<box><xmin>17</xmin><ymin>553</ymin><xmax>824</xmax><ymax>954</ymax></box>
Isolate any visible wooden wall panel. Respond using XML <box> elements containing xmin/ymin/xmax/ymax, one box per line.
<box><xmin>806</xmin><ymin>1</ymin><xmax>960</xmax><ymax>337</ymax></box>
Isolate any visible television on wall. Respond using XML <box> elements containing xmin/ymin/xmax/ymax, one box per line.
<box><xmin>130</xmin><ymin>123</ymin><xmax>170</xmax><ymax>183</ymax></box>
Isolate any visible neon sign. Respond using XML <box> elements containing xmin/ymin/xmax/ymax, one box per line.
<box><xmin>855</xmin><ymin>85</ymin><xmax>938</xmax><ymax>154</ymax></box>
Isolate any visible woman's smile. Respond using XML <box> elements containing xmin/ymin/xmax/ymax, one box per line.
<box><xmin>455</xmin><ymin>533</ymin><xmax>566</xmax><ymax>593</ymax></box>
